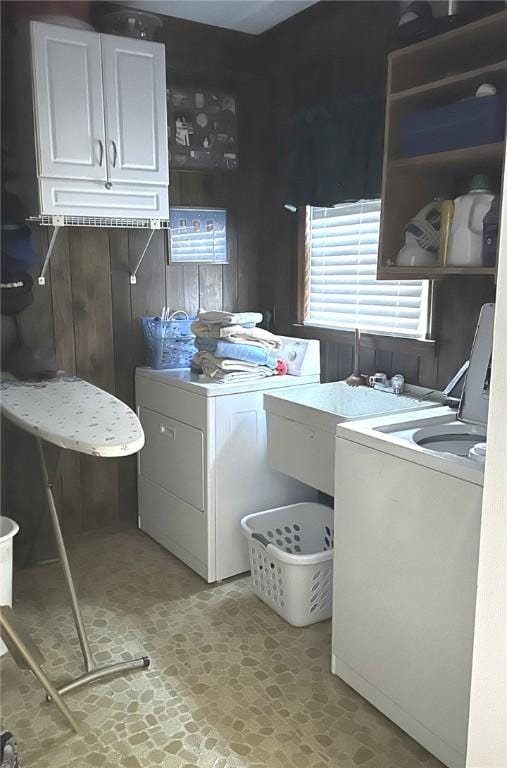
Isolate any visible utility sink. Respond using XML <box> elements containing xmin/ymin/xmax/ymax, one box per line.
<box><xmin>264</xmin><ymin>381</ymin><xmax>442</xmax><ymax>495</ymax></box>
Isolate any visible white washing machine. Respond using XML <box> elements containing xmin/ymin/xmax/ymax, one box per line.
<box><xmin>331</xmin><ymin>304</ymin><xmax>495</xmax><ymax>768</ymax></box>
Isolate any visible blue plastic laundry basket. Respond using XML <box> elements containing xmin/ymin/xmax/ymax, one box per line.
<box><xmin>142</xmin><ymin>312</ymin><xmax>196</xmax><ymax>370</ymax></box>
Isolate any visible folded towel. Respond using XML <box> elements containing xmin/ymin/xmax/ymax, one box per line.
<box><xmin>195</xmin><ymin>339</ymin><xmax>277</xmax><ymax>367</ymax></box>
<box><xmin>197</xmin><ymin>310</ymin><xmax>263</xmax><ymax>326</ymax></box>
<box><xmin>204</xmin><ymin>368</ymin><xmax>273</xmax><ymax>384</ymax></box>
<box><xmin>191</xmin><ymin>321</ymin><xmax>282</xmax><ymax>351</ymax></box>
<box><xmin>193</xmin><ymin>352</ymin><xmax>275</xmax><ymax>383</ymax></box>
<box><xmin>194</xmin><ymin>351</ymin><xmax>270</xmax><ymax>373</ymax></box>
<box><xmin>194</xmin><ymin>338</ymin><xmax>217</xmax><ymax>353</ymax></box>
<box><xmin>191</xmin><ymin>321</ymin><xmax>251</xmax><ymax>338</ymax></box>
<box><xmin>220</xmin><ymin>326</ymin><xmax>282</xmax><ymax>350</ymax></box>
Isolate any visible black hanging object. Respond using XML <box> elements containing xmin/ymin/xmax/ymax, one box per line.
<box><xmin>1</xmin><ymin>191</ymin><xmax>38</xmax><ymax>316</ymax></box>
<box><xmin>283</xmin><ymin>93</ymin><xmax>384</xmax><ymax>209</ymax></box>
<box><xmin>397</xmin><ymin>1</ymin><xmax>434</xmax><ymax>47</ymax></box>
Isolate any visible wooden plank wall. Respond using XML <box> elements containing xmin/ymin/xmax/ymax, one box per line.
<box><xmin>2</xmin><ymin>4</ymin><xmax>262</xmax><ymax>562</ymax></box>
<box><xmin>256</xmin><ymin>1</ymin><xmax>497</xmax><ymax>390</ymax></box>
<box><xmin>2</xmin><ymin>0</ymin><xmax>498</xmax><ymax>563</ymax></box>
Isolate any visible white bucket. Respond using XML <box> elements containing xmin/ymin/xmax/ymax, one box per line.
<box><xmin>0</xmin><ymin>516</ymin><xmax>20</xmax><ymax>655</ymax></box>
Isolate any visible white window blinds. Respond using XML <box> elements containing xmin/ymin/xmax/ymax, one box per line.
<box><xmin>305</xmin><ymin>200</ymin><xmax>429</xmax><ymax>338</ymax></box>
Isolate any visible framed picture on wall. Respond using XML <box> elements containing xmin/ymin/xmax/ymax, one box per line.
<box><xmin>168</xmin><ymin>207</ymin><xmax>228</xmax><ymax>264</ymax></box>
<box><xmin>167</xmin><ymin>87</ymin><xmax>238</xmax><ymax>170</ymax></box>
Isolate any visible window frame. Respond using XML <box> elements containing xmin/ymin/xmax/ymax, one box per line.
<box><xmin>296</xmin><ymin>206</ymin><xmax>436</xmax><ymax>356</ymax></box>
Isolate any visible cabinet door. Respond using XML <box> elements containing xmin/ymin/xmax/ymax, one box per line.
<box><xmin>31</xmin><ymin>22</ymin><xmax>107</xmax><ymax>181</ymax></box>
<box><xmin>101</xmin><ymin>34</ymin><xmax>169</xmax><ymax>185</ymax></box>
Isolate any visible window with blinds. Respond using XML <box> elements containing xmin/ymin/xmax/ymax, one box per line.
<box><xmin>169</xmin><ymin>207</ymin><xmax>228</xmax><ymax>264</ymax></box>
<box><xmin>304</xmin><ymin>200</ymin><xmax>429</xmax><ymax>338</ymax></box>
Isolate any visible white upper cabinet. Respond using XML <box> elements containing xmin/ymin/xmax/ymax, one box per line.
<box><xmin>28</xmin><ymin>22</ymin><xmax>169</xmax><ymax>217</ymax></box>
<box><xmin>101</xmin><ymin>34</ymin><xmax>169</xmax><ymax>185</ymax></box>
<box><xmin>31</xmin><ymin>22</ymin><xmax>107</xmax><ymax>181</ymax></box>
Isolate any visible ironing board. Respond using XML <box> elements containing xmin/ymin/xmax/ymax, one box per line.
<box><xmin>0</xmin><ymin>376</ymin><xmax>148</xmax><ymax>707</ymax></box>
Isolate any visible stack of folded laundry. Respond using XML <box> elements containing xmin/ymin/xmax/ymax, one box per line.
<box><xmin>191</xmin><ymin>310</ymin><xmax>287</xmax><ymax>383</ymax></box>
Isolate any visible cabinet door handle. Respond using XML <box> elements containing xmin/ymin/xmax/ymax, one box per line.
<box><xmin>111</xmin><ymin>140</ymin><xmax>118</xmax><ymax>168</ymax></box>
<box><xmin>160</xmin><ymin>424</ymin><xmax>176</xmax><ymax>439</ymax></box>
<box><xmin>97</xmin><ymin>139</ymin><xmax>104</xmax><ymax>166</ymax></box>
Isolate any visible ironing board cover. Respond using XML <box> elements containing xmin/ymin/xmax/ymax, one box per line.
<box><xmin>0</xmin><ymin>376</ymin><xmax>144</xmax><ymax>457</ymax></box>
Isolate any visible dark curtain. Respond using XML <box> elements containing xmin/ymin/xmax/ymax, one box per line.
<box><xmin>283</xmin><ymin>92</ymin><xmax>384</xmax><ymax>208</ymax></box>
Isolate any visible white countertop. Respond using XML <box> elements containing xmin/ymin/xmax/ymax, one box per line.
<box><xmin>1</xmin><ymin>376</ymin><xmax>144</xmax><ymax>457</ymax></box>
<box><xmin>135</xmin><ymin>367</ymin><xmax>320</xmax><ymax>397</ymax></box>
<box><xmin>264</xmin><ymin>381</ymin><xmax>444</xmax><ymax>434</ymax></box>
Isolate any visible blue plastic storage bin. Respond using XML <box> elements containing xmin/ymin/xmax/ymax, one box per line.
<box><xmin>142</xmin><ymin>312</ymin><xmax>196</xmax><ymax>370</ymax></box>
<box><xmin>399</xmin><ymin>93</ymin><xmax>506</xmax><ymax>157</ymax></box>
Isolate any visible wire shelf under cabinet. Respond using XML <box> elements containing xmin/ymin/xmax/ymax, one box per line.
<box><xmin>28</xmin><ymin>215</ymin><xmax>170</xmax><ymax>229</ymax></box>
<box><xmin>28</xmin><ymin>214</ymin><xmax>170</xmax><ymax>285</ymax></box>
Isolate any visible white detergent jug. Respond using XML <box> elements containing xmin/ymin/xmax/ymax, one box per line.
<box><xmin>447</xmin><ymin>175</ymin><xmax>494</xmax><ymax>266</ymax></box>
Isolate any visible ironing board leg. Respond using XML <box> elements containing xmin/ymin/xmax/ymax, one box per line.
<box><xmin>37</xmin><ymin>439</ymin><xmax>94</xmax><ymax>672</ymax></box>
<box><xmin>36</xmin><ymin>439</ymin><xmax>150</xmax><ymax>696</ymax></box>
<box><xmin>56</xmin><ymin>656</ymin><xmax>150</xmax><ymax>696</ymax></box>
<box><xmin>0</xmin><ymin>607</ymin><xmax>80</xmax><ymax>733</ymax></box>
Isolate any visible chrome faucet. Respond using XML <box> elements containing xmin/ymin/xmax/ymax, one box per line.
<box><xmin>369</xmin><ymin>372</ymin><xmax>405</xmax><ymax>395</ymax></box>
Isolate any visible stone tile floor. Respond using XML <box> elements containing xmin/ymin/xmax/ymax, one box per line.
<box><xmin>0</xmin><ymin>530</ymin><xmax>443</xmax><ymax>768</ymax></box>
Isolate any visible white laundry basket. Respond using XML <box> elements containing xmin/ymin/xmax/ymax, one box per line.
<box><xmin>241</xmin><ymin>502</ymin><xmax>334</xmax><ymax>627</ymax></box>
<box><xmin>0</xmin><ymin>516</ymin><xmax>20</xmax><ymax>655</ymax></box>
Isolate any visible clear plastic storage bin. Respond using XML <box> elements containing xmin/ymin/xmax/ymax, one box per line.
<box><xmin>241</xmin><ymin>502</ymin><xmax>334</xmax><ymax>627</ymax></box>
